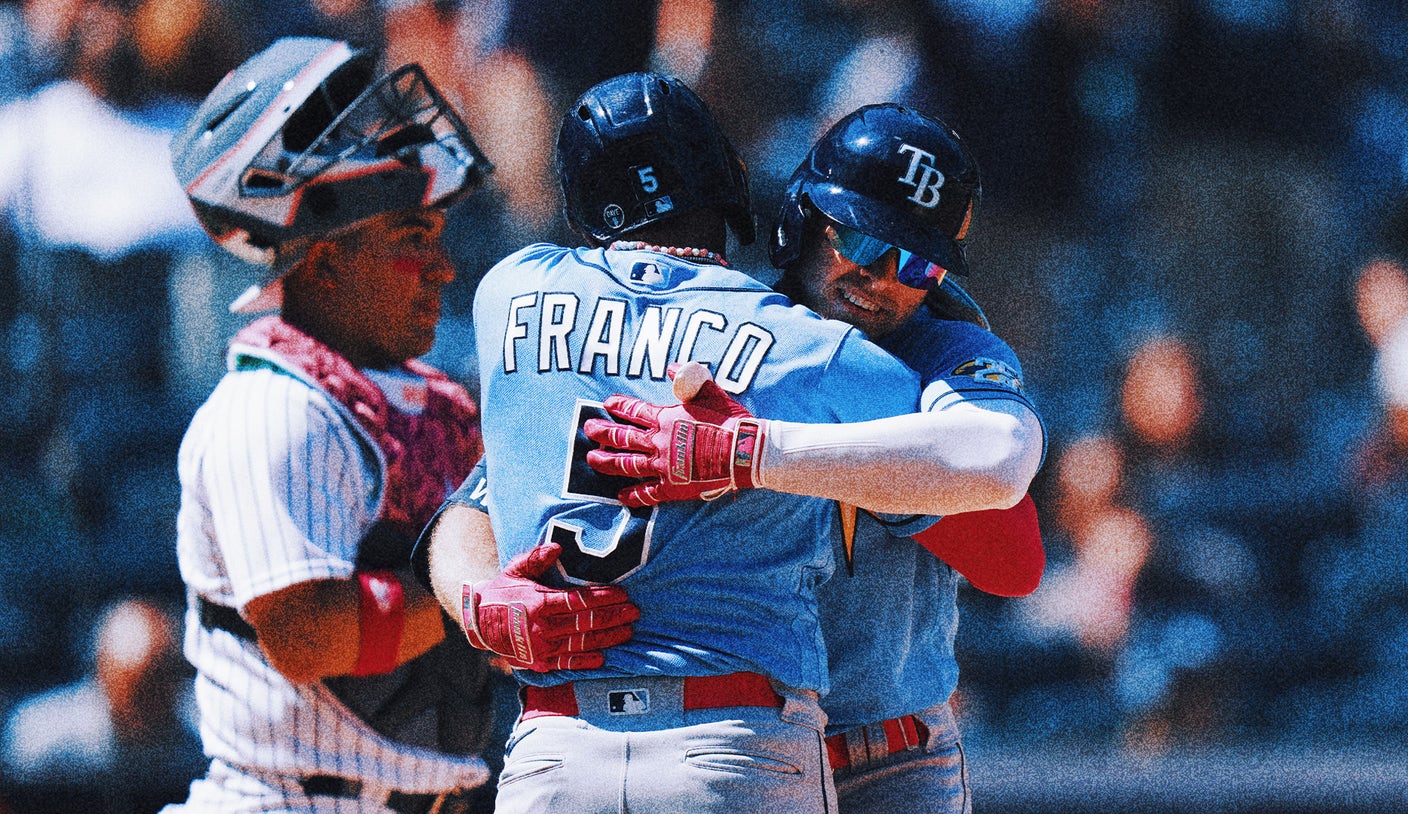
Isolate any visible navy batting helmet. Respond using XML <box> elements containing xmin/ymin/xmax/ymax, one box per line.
<box><xmin>770</xmin><ymin>103</ymin><xmax>979</xmax><ymax>278</ymax></box>
<box><xmin>171</xmin><ymin>37</ymin><xmax>492</xmax><ymax>311</ymax></box>
<box><xmin>556</xmin><ymin>72</ymin><xmax>754</xmax><ymax>246</ymax></box>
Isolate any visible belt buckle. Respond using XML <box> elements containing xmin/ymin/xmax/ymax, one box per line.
<box><xmin>575</xmin><ymin>675</ymin><xmax>684</xmax><ymax>719</ymax></box>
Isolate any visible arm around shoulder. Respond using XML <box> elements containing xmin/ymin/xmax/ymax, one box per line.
<box><xmin>760</xmin><ymin>397</ymin><xmax>1044</xmax><ymax>516</ymax></box>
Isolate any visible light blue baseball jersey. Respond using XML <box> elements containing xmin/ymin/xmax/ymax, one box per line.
<box><xmin>818</xmin><ymin>308</ymin><xmax>1042</xmax><ymax>733</ymax></box>
<box><xmin>472</xmin><ymin>243</ymin><xmax>921</xmax><ymax>693</ymax></box>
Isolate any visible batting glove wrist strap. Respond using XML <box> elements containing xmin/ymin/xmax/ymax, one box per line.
<box><xmin>695</xmin><ymin>417</ymin><xmax>767</xmax><ymax>499</ymax></box>
<box><xmin>459</xmin><ymin>580</ymin><xmax>505</xmax><ymax>655</ymax></box>
<box><xmin>583</xmin><ymin>365</ymin><xmax>767</xmax><ymax>507</ymax></box>
<box><xmin>730</xmin><ymin>418</ymin><xmax>764</xmax><ymax>491</ymax></box>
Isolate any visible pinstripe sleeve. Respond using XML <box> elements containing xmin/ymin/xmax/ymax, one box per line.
<box><xmin>198</xmin><ymin>368</ymin><xmax>375</xmax><ymax>607</ymax></box>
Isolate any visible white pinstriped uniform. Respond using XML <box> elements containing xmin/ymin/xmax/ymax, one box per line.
<box><xmin>167</xmin><ymin>363</ymin><xmax>486</xmax><ymax>812</ymax></box>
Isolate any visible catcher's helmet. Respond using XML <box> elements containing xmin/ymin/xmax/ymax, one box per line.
<box><xmin>770</xmin><ymin>103</ymin><xmax>979</xmax><ymax>278</ymax></box>
<box><xmin>556</xmin><ymin>72</ymin><xmax>754</xmax><ymax>246</ymax></box>
<box><xmin>170</xmin><ymin>37</ymin><xmax>492</xmax><ymax>311</ymax></box>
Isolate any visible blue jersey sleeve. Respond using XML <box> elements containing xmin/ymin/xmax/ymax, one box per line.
<box><xmin>879</xmin><ymin>311</ymin><xmax>1032</xmax><ymax>404</ymax></box>
<box><xmin>446</xmin><ymin>458</ymin><xmax>490</xmax><ymax>511</ymax></box>
<box><xmin>880</xmin><ymin>309</ymin><xmax>1045</xmax><ymax>453</ymax></box>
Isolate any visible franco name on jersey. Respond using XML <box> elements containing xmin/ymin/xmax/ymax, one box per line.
<box><xmin>498</xmin><ymin>290</ymin><xmax>777</xmax><ymax>394</ymax></box>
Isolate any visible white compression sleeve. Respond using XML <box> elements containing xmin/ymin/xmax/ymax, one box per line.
<box><xmin>756</xmin><ymin>399</ymin><xmax>1044</xmax><ymax>516</ymax></box>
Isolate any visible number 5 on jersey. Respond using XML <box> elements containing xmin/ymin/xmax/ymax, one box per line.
<box><xmin>551</xmin><ymin>400</ymin><xmax>659</xmax><ymax>584</ymax></box>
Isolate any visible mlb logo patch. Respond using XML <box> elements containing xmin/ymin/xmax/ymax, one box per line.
<box><xmin>629</xmin><ymin>262</ymin><xmax>664</xmax><ymax>284</ymax></box>
<box><xmin>644</xmin><ymin>195</ymin><xmax>675</xmax><ymax>217</ymax></box>
<box><xmin>608</xmin><ymin>689</ymin><xmax>650</xmax><ymax>715</ymax></box>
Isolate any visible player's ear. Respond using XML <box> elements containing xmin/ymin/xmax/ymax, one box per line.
<box><xmin>300</xmin><ymin>240</ymin><xmax>343</xmax><ymax>290</ymax></box>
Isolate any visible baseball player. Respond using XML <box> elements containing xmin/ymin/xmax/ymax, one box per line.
<box><xmin>163</xmin><ymin>38</ymin><xmax>634</xmax><ymax>814</ymax></box>
<box><xmin>586</xmin><ymin>104</ymin><xmax>1046</xmax><ymax>812</ymax></box>
<box><xmin>427</xmin><ymin>72</ymin><xmax>929</xmax><ymax>814</ymax></box>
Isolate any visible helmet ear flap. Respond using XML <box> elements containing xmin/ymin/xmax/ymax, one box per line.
<box><xmin>768</xmin><ymin>188</ymin><xmax>810</xmax><ymax>270</ymax></box>
<box><xmin>925</xmin><ymin>277</ymin><xmax>989</xmax><ymax>329</ymax></box>
<box><xmin>721</xmin><ymin>138</ymin><xmax>755</xmax><ymax>246</ymax></box>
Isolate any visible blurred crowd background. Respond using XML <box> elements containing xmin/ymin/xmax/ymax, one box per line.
<box><xmin>0</xmin><ymin>0</ymin><xmax>1406</xmax><ymax>811</ymax></box>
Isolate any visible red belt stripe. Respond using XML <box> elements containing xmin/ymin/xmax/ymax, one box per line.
<box><xmin>826</xmin><ymin>714</ymin><xmax>926</xmax><ymax>770</ymax></box>
<box><xmin>521</xmin><ymin>671</ymin><xmax>784</xmax><ymax>720</ymax></box>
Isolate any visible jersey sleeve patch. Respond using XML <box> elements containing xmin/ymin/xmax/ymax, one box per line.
<box><xmin>952</xmin><ymin>357</ymin><xmax>1024</xmax><ymax>391</ymax></box>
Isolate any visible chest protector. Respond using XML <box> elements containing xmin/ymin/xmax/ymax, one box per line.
<box><xmin>232</xmin><ymin>316</ymin><xmax>490</xmax><ymax>755</ymax></box>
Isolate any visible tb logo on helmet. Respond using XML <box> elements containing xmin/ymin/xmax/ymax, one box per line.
<box><xmin>897</xmin><ymin>143</ymin><xmax>945</xmax><ymax>208</ymax></box>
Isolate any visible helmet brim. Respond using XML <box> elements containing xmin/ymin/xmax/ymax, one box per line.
<box><xmin>224</xmin><ymin>230</ymin><xmax>319</xmax><ymax>313</ymax></box>
<box><xmin>805</xmin><ymin>184</ymin><xmax>969</xmax><ymax>277</ymax></box>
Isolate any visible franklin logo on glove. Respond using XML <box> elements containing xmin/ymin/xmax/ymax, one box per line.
<box><xmin>508</xmin><ymin>605</ymin><xmax>533</xmax><ymax>665</ymax></box>
<box><xmin>671</xmin><ymin>424</ymin><xmax>693</xmax><ymax>482</ymax></box>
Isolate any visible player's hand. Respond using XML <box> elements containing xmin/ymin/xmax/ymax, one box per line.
<box><xmin>461</xmin><ymin>542</ymin><xmax>640</xmax><ymax>672</ymax></box>
<box><xmin>584</xmin><ymin>362</ymin><xmax>767</xmax><ymax>507</ymax></box>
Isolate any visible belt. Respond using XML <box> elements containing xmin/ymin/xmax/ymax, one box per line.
<box><xmin>300</xmin><ymin>775</ymin><xmax>476</xmax><ymax>814</ymax></box>
<box><xmin>521</xmin><ymin>671</ymin><xmax>784</xmax><ymax>720</ymax></box>
<box><xmin>197</xmin><ymin>596</ymin><xmax>257</xmax><ymax>642</ymax></box>
<box><xmin>825</xmin><ymin>714</ymin><xmax>928</xmax><ymax>771</ymax></box>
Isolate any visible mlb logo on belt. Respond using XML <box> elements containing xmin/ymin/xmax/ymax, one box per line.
<box><xmin>608</xmin><ymin>689</ymin><xmax>650</xmax><ymax>715</ymax></box>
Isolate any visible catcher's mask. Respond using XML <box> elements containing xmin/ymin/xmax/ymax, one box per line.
<box><xmin>170</xmin><ymin>37</ymin><xmax>492</xmax><ymax>312</ymax></box>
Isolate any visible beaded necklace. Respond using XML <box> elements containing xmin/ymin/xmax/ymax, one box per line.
<box><xmin>608</xmin><ymin>240</ymin><xmax>729</xmax><ymax>267</ymax></box>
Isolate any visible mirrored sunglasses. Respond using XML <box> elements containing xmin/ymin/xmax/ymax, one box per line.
<box><xmin>825</xmin><ymin>221</ymin><xmax>945</xmax><ymax>291</ymax></box>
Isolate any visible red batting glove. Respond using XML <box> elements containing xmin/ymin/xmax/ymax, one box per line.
<box><xmin>912</xmin><ymin>494</ymin><xmax>1045</xmax><ymax>597</ymax></box>
<box><xmin>583</xmin><ymin>362</ymin><xmax>767</xmax><ymax>507</ymax></box>
<box><xmin>461</xmin><ymin>542</ymin><xmax>640</xmax><ymax>672</ymax></box>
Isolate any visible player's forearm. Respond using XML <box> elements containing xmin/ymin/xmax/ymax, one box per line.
<box><xmin>395</xmin><ymin>577</ymin><xmax>450</xmax><ymax>664</ymax></box>
<box><xmin>758</xmin><ymin>404</ymin><xmax>1043</xmax><ymax>516</ymax></box>
<box><xmin>245</xmin><ymin>570</ymin><xmax>445</xmax><ymax>683</ymax></box>
<box><xmin>426</xmin><ymin>503</ymin><xmax>502</xmax><ymax>628</ymax></box>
